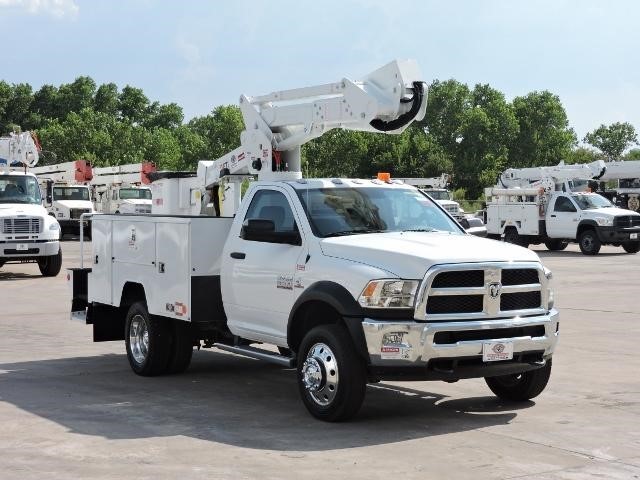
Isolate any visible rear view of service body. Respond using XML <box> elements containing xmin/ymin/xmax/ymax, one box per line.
<box><xmin>0</xmin><ymin>132</ymin><xmax>62</xmax><ymax>276</ymax></box>
<box><xmin>70</xmin><ymin>60</ymin><xmax>559</xmax><ymax>421</ymax></box>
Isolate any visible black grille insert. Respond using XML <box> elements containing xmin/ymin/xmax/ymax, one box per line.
<box><xmin>433</xmin><ymin>325</ymin><xmax>545</xmax><ymax>344</ymax></box>
<box><xmin>502</xmin><ymin>269</ymin><xmax>539</xmax><ymax>286</ymax></box>
<box><xmin>4</xmin><ymin>248</ymin><xmax>40</xmax><ymax>255</ymax></box>
<box><xmin>500</xmin><ymin>291</ymin><xmax>541</xmax><ymax>311</ymax></box>
<box><xmin>427</xmin><ymin>295</ymin><xmax>483</xmax><ymax>314</ymax></box>
<box><xmin>432</xmin><ymin>270</ymin><xmax>484</xmax><ymax>288</ymax></box>
<box><xmin>613</xmin><ymin>216</ymin><xmax>640</xmax><ymax>228</ymax></box>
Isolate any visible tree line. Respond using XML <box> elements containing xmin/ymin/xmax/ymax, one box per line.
<box><xmin>1</xmin><ymin>76</ymin><xmax>638</xmax><ymax>198</ymax></box>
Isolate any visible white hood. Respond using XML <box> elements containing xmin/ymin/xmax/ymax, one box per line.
<box><xmin>0</xmin><ymin>203</ymin><xmax>48</xmax><ymax>218</ymax></box>
<box><xmin>122</xmin><ymin>199</ymin><xmax>152</xmax><ymax>205</ymax></box>
<box><xmin>55</xmin><ymin>200</ymin><xmax>94</xmax><ymax>210</ymax></box>
<box><xmin>583</xmin><ymin>207</ymin><xmax>640</xmax><ymax>217</ymax></box>
<box><xmin>320</xmin><ymin>232</ymin><xmax>540</xmax><ymax>278</ymax></box>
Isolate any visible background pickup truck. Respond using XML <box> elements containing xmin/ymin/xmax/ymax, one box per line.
<box><xmin>70</xmin><ymin>179</ymin><xmax>559</xmax><ymax>421</ymax></box>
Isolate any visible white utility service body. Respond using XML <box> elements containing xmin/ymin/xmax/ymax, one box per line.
<box><xmin>70</xmin><ymin>60</ymin><xmax>558</xmax><ymax>421</ymax></box>
<box><xmin>91</xmin><ymin>162</ymin><xmax>155</xmax><ymax>214</ymax></box>
<box><xmin>486</xmin><ymin>162</ymin><xmax>640</xmax><ymax>254</ymax></box>
<box><xmin>0</xmin><ymin>132</ymin><xmax>62</xmax><ymax>276</ymax></box>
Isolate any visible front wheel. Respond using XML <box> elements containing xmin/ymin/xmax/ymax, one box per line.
<box><xmin>623</xmin><ymin>241</ymin><xmax>640</xmax><ymax>254</ymax></box>
<box><xmin>38</xmin><ymin>248</ymin><xmax>62</xmax><ymax>276</ymax></box>
<box><xmin>578</xmin><ymin>229</ymin><xmax>601</xmax><ymax>255</ymax></box>
<box><xmin>297</xmin><ymin>324</ymin><xmax>367</xmax><ymax>422</ymax></box>
<box><xmin>544</xmin><ymin>239</ymin><xmax>568</xmax><ymax>251</ymax></box>
<box><xmin>485</xmin><ymin>359</ymin><xmax>552</xmax><ymax>401</ymax></box>
<box><xmin>125</xmin><ymin>302</ymin><xmax>171</xmax><ymax>376</ymax></box>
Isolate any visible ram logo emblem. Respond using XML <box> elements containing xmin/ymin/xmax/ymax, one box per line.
<box><xmin>489</xmin><ymin>282</ymin><xmax>502</xmax><ymax>299</ymax></box>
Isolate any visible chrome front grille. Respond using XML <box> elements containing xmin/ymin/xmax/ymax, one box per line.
<box><xmin>70</xmin><ymin>208</ymin><xmax>92</xmax><ymax>219</ymax></box>
<box><xmin>414</xmin><ymin>262</ymin><xmax>547</xmax><ymax>321</ymax></box>
<box><xmin>2</xmin><ymin>217</ymin><xmax>42</xmax><ymax>234</ymax></box>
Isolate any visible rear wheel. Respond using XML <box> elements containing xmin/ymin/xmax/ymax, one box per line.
<box><xmin>485</xmin><ymin>359</ymin><xmax>552</xmax><ymax>401</ymax></box>
<box><xmin>125</xmin><ymin>302</ymin><xmax>172</xmax><ymax>376</ymax></box>
<box><xmin>544</xmin><ymin>239</ymin><xmax>568</xmax><ymax>251</ymax></box>
<box><xmin>504</xmin><ymin>229</ymin><xmax>529</xmax><ymax>248</ymax></box>
<box><xmin>578</xmin><ymin>229</ymin><xmax>601</xmax><ymax>255</ymax></box>
<box><xmin>38</xmin><ymin>248</ymin><xmax>62</xmax><ymax>277</ymax></box>
<box><xmin>297</xmin><ymin>324</ymin><xmax>367</xmax><ymax>422</ymax></box>
<box><xmin>622</xmin><ymin>241</ymin><xmax>640</xmax><ymax>254</ymax></box>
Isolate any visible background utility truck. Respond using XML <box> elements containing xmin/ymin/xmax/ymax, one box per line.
<box><xmin>91</xmin><ymin>162</ymin><xmax>155</xmax><ymax>214</ymax></box>
<box><xmin>70</xmin><ymin>60</ymin><xmax>558</xmax><ymax>421</ymax></box>
<box><xmin>31</xmin><ymin>160</ymin><xmax>95</xmax><ymax>238</ymax></box>
<box><xmin>486</xmin><ymin>161</ymin><xmax>640</xmax><ymax>254</ymax></box>
<box><xmin>0</xmin><ymin>131</ymin><xmax>62</xmax><ymax>275</ymax></box>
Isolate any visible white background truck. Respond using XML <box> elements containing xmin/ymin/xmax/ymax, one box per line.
<box><xmin>91</xmin><ymin>162</ymin><xmax>155</xmax><ymax>214</ymax></box>
<box><xmin>0</xmin><ymin>132</ymin><xmax>62</xmax><ymax>276</ymax></box>
<box><xmin>486</xmin><ymin>162</ymin><xmax>640</xmax><ymax>255</ymax></box>
<box><xmin>69</xmin><ymin>60</ymin><xmax>558</xmax><ymax>421</ymax></box>
<box><xmin>31</xmin><ymin>160</ymin><xmax>95</xmax><ymax>237</ymax></box>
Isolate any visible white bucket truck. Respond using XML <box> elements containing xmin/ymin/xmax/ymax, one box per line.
<box><xmin>91</xmin><ymin>162</ymin><xmax>155</xmax><ymax>214</ymax></box>
<box><xmin>486</xmin><ymin>161</ymin><xmax>640</xmax><ymax>254</ymax></box>
<box><xmin>30</xmin><ymin>160</ymin><xmax>95</xmax><ymax>237</ymax></box>
<box><xmin>70</xmin><ymin>61</ymin><xmax>558</xmax><ymax>421</ymax></box>
<box><xmin>0</xmin><ymin>131</ymin><xmax>62</xmax><ymax>275</ymax></box>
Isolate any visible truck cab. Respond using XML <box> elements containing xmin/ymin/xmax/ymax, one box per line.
<box><xmin>0</xmin><ymin>172</ymin><xmax>62</xmax><ymax>276</ymax></box>
<box><xmin>42</xmin><ymin>182</ymin><xmax>94</xmax><ymax>237</ymax></box>
<box><xmin>95</xmin><ymin>185</ymin><xmax>152</xmax><ymax>214</ymax></box>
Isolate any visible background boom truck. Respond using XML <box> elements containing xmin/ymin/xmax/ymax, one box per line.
<box><xmin>30</xmin><ymin>160</ymin><xmax>95</xmax><ymax>238</ymax></box>
<box><xmin>485</xmin><ymin>161</ymin><xmax>640</xmax><ymax>255</ymax></box>
<box><xmin>70</xmin><ymin>60</ymin><xmax>559</xmax><ymax>421</ymax></box>
<box><xmin>91</xmin><ymin>162</ymin><xmax>155</xmax><ymax>214</ymax></box>
<box><xmin>596</xmin><ymin>160</ymin><xmax>640</xmax><ymax>213</ymax></box>
<box><xmin>0</xmin><ymin>131</ymin><xmax>62</xmax><ymax>275</ymax></box>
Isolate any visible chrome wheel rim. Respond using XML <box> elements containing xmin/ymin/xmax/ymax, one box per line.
<box><xmin>302</xmin><ymin>343</ymin><xmax>338</xmax><ymax>406</ymax></box>
<box><xmin>129</xmin><ymin>314</ymin><xmax>149</xmax><ymax>364</ymax></box>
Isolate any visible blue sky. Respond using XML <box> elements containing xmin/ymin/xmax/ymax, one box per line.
<box><xmin>1</xmin><ymin>0</ymin><xmax>639</xmax><ymax>141</ymax></box>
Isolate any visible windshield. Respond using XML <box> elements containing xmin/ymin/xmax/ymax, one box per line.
<box><xmin>296</xmin><ymin>187</ymin><xmax>463</xmax><ymax>237</ymax></box>
<box><xmin>53</xmin><ymin>186</ymin><xmax>90</xmax><ymax>201</ymax></box>
<box><xmin>572</xmin><ymin>194</ymin><xmax>613</xmax><ymax>210</ymax></box>
<box><xmin>0</xmin><ymin>175</ymin><xmax>42</xmax><ymax>204</ymax></box>
<box><xmin>119</xmin><ymin>188</ymin><xmax>151</xmax><ymax>200</ymax></box>
<box><xmin>422</xmin><ymin>189</ymin><xmax>452</xmax><ymax>201</ymax></box>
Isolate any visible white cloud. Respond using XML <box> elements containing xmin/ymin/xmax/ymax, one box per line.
<box><xmin>0</xmin><ymin>0</ymin><xmax>79</xmax><ymax>18</ymax></box>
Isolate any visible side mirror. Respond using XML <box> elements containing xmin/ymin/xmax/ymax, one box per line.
<box><xmin>46</xmin><ymin>181</ymin><xmax>53</xmax><ymax>205</ymax></box>
<box><xmin>241</xmin><ymin>218</ymin><xmax>301</xmax><ymax>245</ymax></box>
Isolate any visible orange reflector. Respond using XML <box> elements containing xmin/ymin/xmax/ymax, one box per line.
<box><xmin>362</xmin><ymin>282</ymin><xmax>378</xmax><ymax>297</ymax></box>
<box><xmin>377</xmin><ymin>172</ymin><xmax>391</xmax><ymax>182</ymax></box>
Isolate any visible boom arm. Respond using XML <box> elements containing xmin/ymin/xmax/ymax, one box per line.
<box><xmin>197</xmin><ymin>60</ymin><xmax>427</xmax><ymax>191</ymax></box>
<box><xmin>0</xmin><ymin>131</ymin><xmax>40</xmax><ymax>170</ymax></box>
<box><xmin>30</xmin><ymin>160</ymin><xmax>93</xmax><ymax>184</ymax></box>
<box><xmin>599</xmin><ymin>160</ymin><xmax>640</xmax><ymax>181</ymax></box>
<box><xmin>498</xmin><ymin>161</ymin><xmax>607</xmax><ymax>189</ymax></box>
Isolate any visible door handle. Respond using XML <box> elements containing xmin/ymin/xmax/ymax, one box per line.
<box><xmin>230</xmin><ymin>252</ymin><xmax>246</xmax><ymax>259</ymax></box>
<box><xmin>550</xmin><ymin>214</ymin><xmax>556</xmax><ymax>218</ymax></box>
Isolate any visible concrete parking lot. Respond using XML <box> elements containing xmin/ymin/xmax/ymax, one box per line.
<box><xmin>0</xmin><ymin>240</ymin><xmax>639</xmax><ymax>479</ymax></box>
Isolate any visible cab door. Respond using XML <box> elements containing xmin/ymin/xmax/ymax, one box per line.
<box><xmin>547</xmin><ymin>195</ymin><xmax>580</xmax><ymax>238</ymax></box>
<box><xmin>222</xmin><ymin>187</ymin><xmax>307</xmax><ymax>343</ymax></box>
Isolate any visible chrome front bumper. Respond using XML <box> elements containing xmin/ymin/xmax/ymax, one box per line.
<box><xmin>0</xmin><ymin>240</ymin><xmax>59</xmax><ymax>258</ymax></box>
<box><xmin>362</xmin><ymin>309</ymin><xmax>559</xmax><ymax>367</ymax></box>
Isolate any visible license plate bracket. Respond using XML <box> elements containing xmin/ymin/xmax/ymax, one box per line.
<box><xmin>631</xmin><ymin>233</ymin><xmax>638</xmax><ymax>240</ymax></box>
<box><xmin>482</xmin><ymin>341</ymin><xmax>514</xmax><ymax>362</ymax></box>
<box><xmin>16</xmin><ymin>243</ymin><xmax>28</xmax><ymax>251</ymax></box>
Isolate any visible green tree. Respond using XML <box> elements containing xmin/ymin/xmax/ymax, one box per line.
<box><xmin>584</xmin><ymin>122</ymin><xmax>638</xmax><ymax>159</ymax></box>
<box><xmin>565</xmin><ymin>146</ymin><xmax>601</xmax><ymax>164</ymax></box>
<box><xmin>145</xmin><ymin>102</ymin><xmax>184</xmax><ymax>130</ymax></box>
<box><xmin>509</xmin><ymin>91</ymin><xmax>576</xmax><ymax>168</ymax></box>
<box><xmin>173</xmin><ymin>125</ymin><xmax>207</xmax><ymax>169</ymax></box>
<box><xmin>145</xmin><ymin>128</ymin><xmax>182</xmax><ymax>169</ymax></box>
<box><xmin>119</xmin><ymin>85</ymin><xmax>150</xmax><ymax>124</ymax></box>
<box><xmin>31</xmin><ymin>84</ymin><xmax>59</xmax><ymax>127</ymax></box>
<box><xmin>188</xmin><ymin>105</ymin><xmax>244</xmax><ymax>158</ymax></box>
<box><xmin>57</xmin><ymin>76</ymin><xmax>96</xmax><ymax>118</ymax></box>
<box><xmin>0</xmin><ymin>80</ymin><xmax>13</xmax><ymax>132</ymax></box>
<box><xmin>4</xmin><ymin>83</ymin><xmax>34</xmax><ymax>130</ymax></box>
<box><xmin>625</xmin><ymin>148</ymin><xmax>640</xmax><ymax>160</ymax></box>
<box><xmin>94</xmin><ymin>83</ymin><xmax>119</xmax><ymax>116</ymax></box>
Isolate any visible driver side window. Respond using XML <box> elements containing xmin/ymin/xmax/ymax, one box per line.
<box><xmin>244</xmin><ymin>189</ymin><xmax>297</xmax><ymax>233</ymax></box>
<box><xmin>554</xmin><ymin>196</ymin><xmax>577</xmax><ymax>213</ymax></box>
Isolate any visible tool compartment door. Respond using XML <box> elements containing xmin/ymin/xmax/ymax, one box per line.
<box><xmin>88</xmin><ymin>217</ymin><xmax>112</xmax><ymax>305</ymax></box>
<box><xmin>151</xmin><ymin>221</ymin><xmax>191</xmax><ymax>320</ymax></box>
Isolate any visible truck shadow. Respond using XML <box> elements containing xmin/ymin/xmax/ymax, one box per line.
<box><xmin>0</xmin><ymin>271</ymin><xmax>42</xmax><ymax>280</ymax></box>
<box><xmin>535</xmin><ymin>250</ymin><xmax>628</xmax><ymax>258</ymax></box>
<box><xmin>0</xmin><ymin>350</ymin><xmax>525</xmax><ymax>451</ymax></box>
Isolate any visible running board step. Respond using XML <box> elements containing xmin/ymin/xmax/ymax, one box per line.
<box><xmin>214</xmin><ymin>343</ymin><xmax>295</xmax><ymax>368</ymax></box>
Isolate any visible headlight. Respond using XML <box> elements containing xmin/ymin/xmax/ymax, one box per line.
<box><xmin>595</xmin><ymin>217</ymin><xmax>613</xmax><ymax>226</ymax></box>
<box><xmin>358</xmin><ymin>279</ymin><xmax>419</xmax><ymax>308</ymax></box>
<box><xmin>543</xmin><ymin>267</ymin><xmax>554</xmax><ymax>309</ymax></box>
<box><xmin>49</xmin><ymin>222</ymin><xmax>60</xmax><ymax>231</ymax></box>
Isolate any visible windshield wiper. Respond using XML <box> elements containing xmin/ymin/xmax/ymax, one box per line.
<box><xmin>324</xmin><ymin>229</ymin><xmax>386</xmax><ymax>237</ymax></box>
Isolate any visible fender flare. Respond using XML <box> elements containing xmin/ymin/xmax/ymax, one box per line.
<box><xmin>287</xmin><ymin>281</ymin><xmax>368</xmax><ymax>359</ymax></box>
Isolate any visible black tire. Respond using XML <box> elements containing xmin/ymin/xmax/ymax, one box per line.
<box><xmin>166</xmin><ymin>320</ymin><xmax>194</xmax><ymax>374</ymax></box>
<box><xmin>124</xmin><ymin>302</ymin><xmax>172</xmax><ymax>376</ymax></box>
<box><xmin>485</xmin><ymin>359</ymin><xmax>552</xmax><ymax>401</ymax></box>
<box><xmin>544</xmin><ymin>239</ymin><xmax>568</xmax><ymax>251</ymax></box>
<box><xmin>504</xmin><ymin>229</ymin><xmax>529</xmax><ymax>248</ymax></box>
<box><xmin>297</xmin><ymin>324</ymin><xmax>367</xmax><ymax>422</ymax></box>
<box><xmin>578</xmin><ymin>229</ymin><xmax>601</xmax><ymax>255</ymax></box>
<box><xmin>622</xmin><ymin>241</ymin><xmax>640</xmax><ymax>254</ymax></box>
<box><xmin>38</xmin><ymin>247</ymin><xmax>62</xmax><ymax>277</ymax></box>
